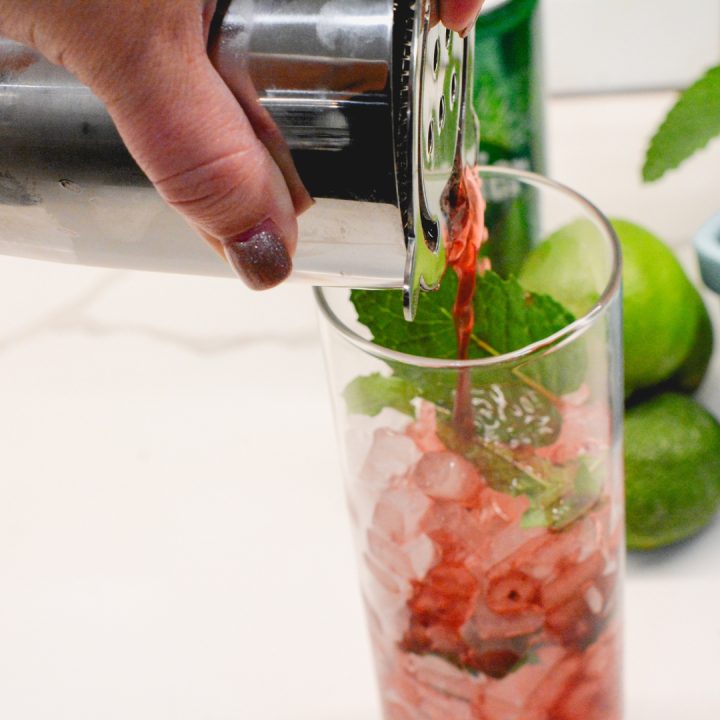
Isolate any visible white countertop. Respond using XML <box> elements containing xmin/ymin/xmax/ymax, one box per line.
<box><xmin>0</xmin><ymin>92</ymin><xmax>718</xmax><ymax>718</ymax></box>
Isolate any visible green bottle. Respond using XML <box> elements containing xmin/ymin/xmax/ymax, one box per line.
<box><xmin>473</xmin><ymin>0</ymin><xmax>543</xmax><ymax>276</ymax></box>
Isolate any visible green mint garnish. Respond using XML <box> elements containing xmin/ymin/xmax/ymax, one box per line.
<box><xmin>520</xmin><ymin>460</ymin><xmax>603</xmax><ymax>531</ymax></box>
<box><xmin>643</xmin><ymin>64</ymin><xmax>720</xmax><ymax>182</ymax></box>
<box><xmin>352</xmin><ymin>270</ymin><xmax>576</xmax><ymax>361</ymax></box>
<box><xmin>350</xmin><ymin>269</ymin><xmax>583</xmax><ymax>402</ymax></box>
<box><xmin>345</xmin><ymin>269</ymin><xmax>592</xmax><ymax>529</ymax></box>
<box><xmin>351</xmin><ymin>270</ymin><xmax>460</xmax><ymax>363</ymax></box>
<box><xmin>438</xmin><ymin>421</ymin><xmax>566</xmax><ymax>496</ymax></box>
<box><xmin>343</xmin><ymin>373</ymin><xmax>416</xmax><ymax>418</ymax></box>
<box><xmin>435</xmin><ymin>384</ymin><xmax>561</xmax><ymax>448</ymax></box>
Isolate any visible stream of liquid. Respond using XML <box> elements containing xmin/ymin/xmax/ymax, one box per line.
<box><xmin>443</xmin><ymin>166</ymin><xmax>488</xmax><ymax>439</ymax></box>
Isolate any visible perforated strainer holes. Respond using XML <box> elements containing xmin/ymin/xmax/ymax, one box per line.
<box><xmin>445</xmin><ymin>28</ymin><xmax>452</xmax><ymax>48</ymax></box>
<box><xmin>438</xmin><ymin>95</ymin><xmax>446</xmax><ymax>129</ymax></box>
<box><xmin>427</xmin><ymin>122</ymin><xmax>435</xmax><ymax>159</ymax></box>
<box><xmin>450</xmin><ymin>70</ymin><xmax>458</xmax><ymax>106</ymax></box>
<box><xmin>433</xmin><ymin>37</ymin><xmax>441</xmax><ymax>77</ymax></box>
<box><xmin>422</xmin><ymin>216</ymin><xmax>440</xmax><ymax>252</ymax></box>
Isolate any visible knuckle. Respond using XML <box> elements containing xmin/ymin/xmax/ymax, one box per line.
<box><xmin>156</xmin><ymin>149</ymin><xmax>270</xmax><ymax>234</ymax></box>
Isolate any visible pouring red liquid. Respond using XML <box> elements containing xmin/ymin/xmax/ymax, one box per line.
<box><xmin>443</xmin><ymin>166</ymin><xmax>488</xmax><ymax>438</ymax></box>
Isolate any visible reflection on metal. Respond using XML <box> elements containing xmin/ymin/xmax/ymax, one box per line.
<box><xmin>0</xmin><ymin>0</ymin><xmax>474</xmax><ymax>318</ymax></box>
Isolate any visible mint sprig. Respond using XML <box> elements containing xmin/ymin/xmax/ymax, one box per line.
<box><xmin>643</xmin><ymin>64</ymin><xmax>720</xmax><ymax>182</ymax></box>
<box><xmin>352</xmin><ymin>270</ymin><xmax>576</xmax><ymax>361</ymax></box>
<box><xmin>440</xmin><ymin>420</ymin><xmax>602</xmax><ymax>531</ymax></box>
<box><xmin>351</xmin><ymin>269</ymin><xmax>582</xmax><ymax>400</ymax></box>
<box><xmin>351</xmin><ymin>270</ymin><xmax>460</xmax><ymax>362</ymax></box>
<box><xmin>435</xmin><ymin>385</ymin><xmax>561</xmax><ymax>448</ymax></box>
<box><xmin>346</xmin><ymin>270</ymin><xmax>595</xmax><ymax>530</ymax></box>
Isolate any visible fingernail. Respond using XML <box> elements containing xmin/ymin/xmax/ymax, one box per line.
<box><xmin>460</xmin><ymin>11</ymin><xmax>481</xmax><ymax>38</ymax></box>
<box><xmin>222</xmin><ymin>219</ymin><xmax>292</xmax><ymax>290</ymax></box>
<box><xmin>460</xmin><ymin>21</ymin><xmax>475</xmax><ymax>38</ymax></box>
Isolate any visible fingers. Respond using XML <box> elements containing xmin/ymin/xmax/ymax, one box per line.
<box><xmin>102</xmin><ymin>41</ymin><xmax>300</xmax><ymax>289</ymax></box>
<box><xmin>438</xmin><ymin>0</ymin><xmax>484</xmax><ymax>34</ymax></box>
<box><xmin>212</xmin><ymin>64</ymin><xmax>312</xmax><ymax>218</ymax></box>
<box><xmin>205</xmin><ymin>1</ymin><xmax>312</xmax><ymax>216</ymax></box>
<box><xmin>1</xmin><ymin>0</ymin><xmax>307</xmax><ymax>291</ymax></box>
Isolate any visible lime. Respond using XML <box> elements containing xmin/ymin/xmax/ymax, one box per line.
<box><xmin>666</xmin><ymin>286</ymin><xmax>714</xmax><ymax>392</ymax></box>
<box><xmin>518</xmin><ymin>218</ymin><xmax>712</xmax><ymax>396</ymax></box>
<box><xmin>616</xmin><ymin>219</ymin><xmax>706</xmax><ymax>396</ymax></box>
<box><xmin>517</xmin><ymin>218</ymin><xmax>610</xmax><ymax>318</ymax></box>
<box><xmin>625</xmin><ymin>392</ymin><xmax>720</xmax><ymax>550</ymax></box>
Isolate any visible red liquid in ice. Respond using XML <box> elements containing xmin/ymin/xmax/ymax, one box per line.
<box><xmin>384</xmin><ymin>405</ymin><xmax>622</xmax><ymax>720</ymax></box>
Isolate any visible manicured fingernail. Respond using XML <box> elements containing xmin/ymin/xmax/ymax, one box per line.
<box><xmin>222</xmin><ymin>219</ymin><xmax>292</xmax><ymax>290</ymax></box>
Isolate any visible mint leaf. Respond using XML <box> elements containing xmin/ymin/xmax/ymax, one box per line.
<box><xmin>521</xmin><ymin>460</ymin><xmax>604</xmax><ymax>530</ymax></box>
<box><xmin>473</xmin><ymin>271</ymin><xmax>575</xmax><ymax>352</ymax></box>
<box><xmin>351</xmin><ymin>270</ymin><xmax>575</xmax><ymax>361</ymax></box>
<box><xmin>346</xmin><ymin>270</ymin><xmax>597</xmax><ymax>526</ymax></box>
<box><xmin>643</xmin><ymin>64</ymin><xmax>720</xmax><ymax>182</ymax></box>
<box><xmin>351</xmin><ymin>270</ymin><xmax>582</xmax><ymax>398</ymax></box>
<box><xmin>343</xmin><ymin>373</ymin><xmax>416</xmax><ymax>417</ymax></box>
<box><xmin>438</xmin><ymin>421</ymin><xmax>568</xmax><ymax>498</ymax></box>
<box><xmin>351</xmin><ymin>276</ymin><xmax>458</xmax><ymax>361</ymax></box>
<box><xmin>473</xmin><ymin>273</ymin><xmax>586</xmax><ymax>395</ymax></box>
<box><xmin>520</xmin><ymin>507</ymin><xmax>549</xmax><ymax>529</ymax></box>
<box><xmin>437</xmin><ymin>383</ymin><xmax>561</xmax><ymax>447</ymax></box>
<box><xmin>439</xmin><ymin>419</ymin><xmax>604</xmax><ymax>530</ymax></box>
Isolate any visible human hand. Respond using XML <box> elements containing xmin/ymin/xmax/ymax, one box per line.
<box><xmin>0</xmin><ymin>1</ymin><xmax>484</xmax><ymax>290</ymax></box>
<box><xmin>0</xmin><ymin>0</ymin><xmax>312</xmax><ymax>290</ymax></box>
<box><xmin>437</xmin><ymin>0</ymin><xmax>485</xmax><ymax>35</ymax></box>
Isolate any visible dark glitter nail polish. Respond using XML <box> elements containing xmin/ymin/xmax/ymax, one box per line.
<box><xmin>222</xmin><ymin>219</ymin><xmax>292</xmax><ymax>290</ymax></box>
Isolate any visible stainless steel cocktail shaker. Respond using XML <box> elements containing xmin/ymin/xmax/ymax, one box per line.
<box><xmin>0</xmin><ymin>0</ymin><xmax>477</xmax><ymax>318</ymax></box>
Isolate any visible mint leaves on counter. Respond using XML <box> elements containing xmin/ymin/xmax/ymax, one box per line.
<box><xmin>643</xmin><ymin>64</ymin><xmax>720</xmax><ymax>182</ymax></box>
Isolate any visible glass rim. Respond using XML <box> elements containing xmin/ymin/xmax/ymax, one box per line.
<box><xmin>314</xmin><ymin>166</ymin><xmax>621</xmax><ymax>370</ymax></box>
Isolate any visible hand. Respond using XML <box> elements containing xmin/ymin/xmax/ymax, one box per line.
<box><xmin>0</xmin><ymin>1</ymin><xmax>484</xmax><ymax>290</ymax></box>
<box><xmin>0</xmin><ymin>0</ymin><xmax>312</xmax><ymax>290</ymax></box>
<box><xmin>438</xmin><ymin>0</ymin><xmax>485</xmax><ymax>35</ymax></box>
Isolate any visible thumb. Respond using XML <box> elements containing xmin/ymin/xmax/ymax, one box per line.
<box><xmin>439</xmin><ymin>0</ymin><xmax>484</xmax><ymax>34</ymax></box>
<box><xmin>98</xmin><ymin>33</ymin><xmax>303</xmax><ymax>290</ymax></box>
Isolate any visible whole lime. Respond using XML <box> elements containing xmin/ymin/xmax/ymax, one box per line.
<box><xmin>624</xmin><ymin>392</ymin><xmax>720</xmax><ymax>550</ymax></box>
<box><xmin>666</xmin><ymin>285</ymin><xmax>714</xmax><ymax>393</ymax></box>
<box><xmin>517</xmin><ymin>218</ymin><xmax>610</xmax><ymax>319</ymax></box>
<box><xmin>617</xmin><ymin>219</ymin><xmax>706</xmax><ymax>396</ymax></box>
<box><xmin>518</xmin><ymin>218</ymin><xmax>711</xmax><ymax>396</ymax></box>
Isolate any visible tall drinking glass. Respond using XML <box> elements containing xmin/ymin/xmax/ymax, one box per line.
<box><xmin>316</xmin><ymin>167</ymin><xmax>623</xmax><ymax>720</ymax></box>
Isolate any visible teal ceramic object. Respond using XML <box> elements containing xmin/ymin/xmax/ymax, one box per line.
<box><xmin>695</xmin><ymin>212</ymin><xmax>720</xmax><ymax>294</ymax></box>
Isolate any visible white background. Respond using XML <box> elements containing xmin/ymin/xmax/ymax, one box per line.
<box><xmin>544</xmin><ymin>0</ymin><xmax>720</xmax><ymax>93</ymax></box>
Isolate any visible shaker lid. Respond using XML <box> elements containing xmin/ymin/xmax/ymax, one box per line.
<box><xmin>394</xmin><ymin>0</ymin><xmax>477</xmax><ymax>319</ymax></box>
